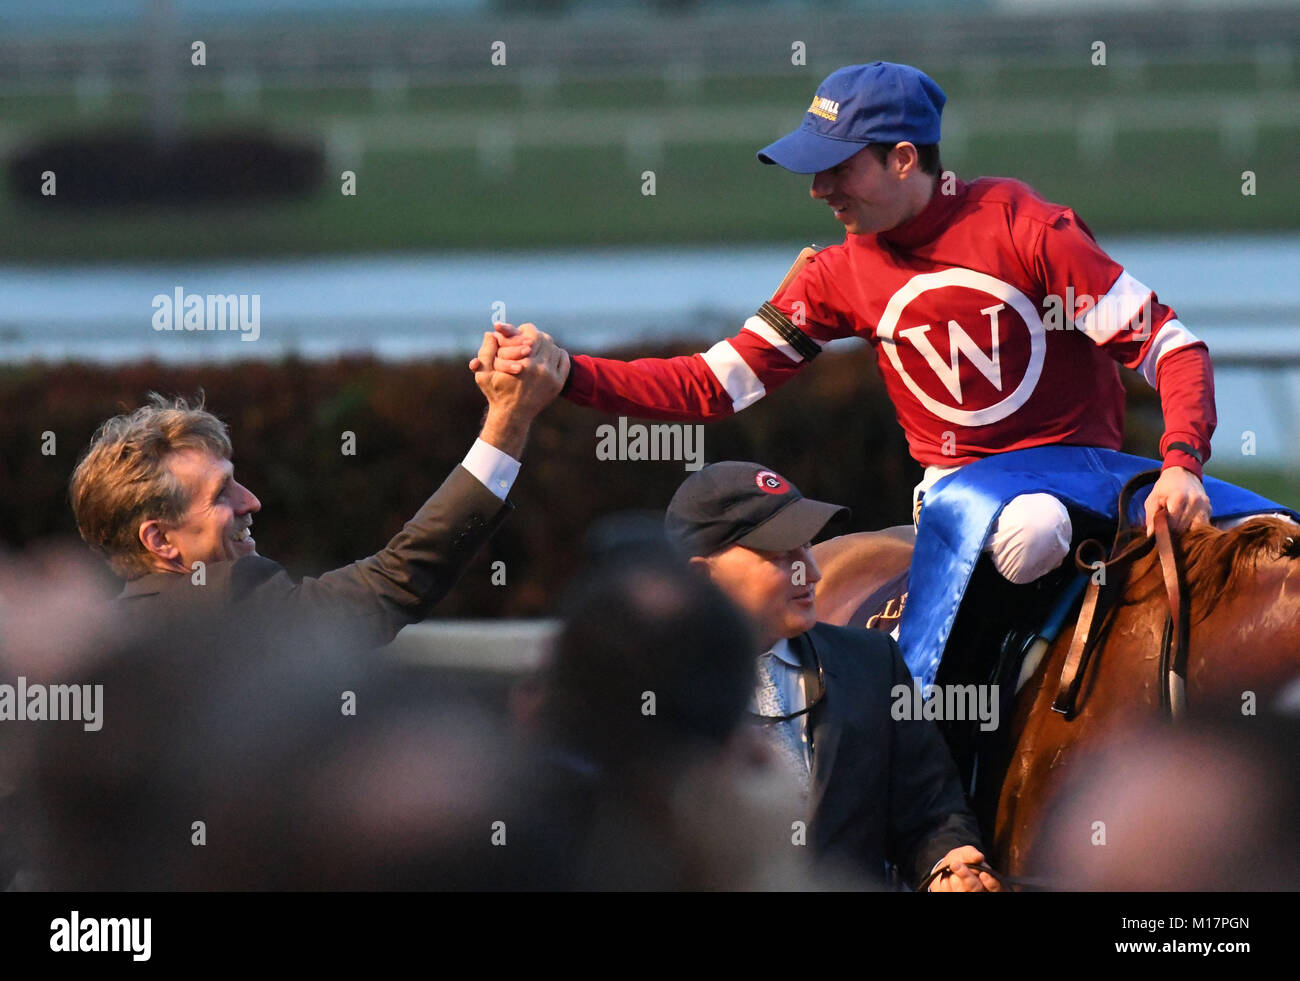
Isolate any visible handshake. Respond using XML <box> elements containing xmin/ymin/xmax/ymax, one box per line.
<box><xmin>467</xmin><ymin>323</ymin><xmax>571</xmax><ymax>458</ymax></box>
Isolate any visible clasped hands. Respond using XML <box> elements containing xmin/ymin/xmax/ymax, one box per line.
<box><xmin>467</xmin><ymin>323</ymin><xmax>569</xmax><ymax>455</ymax></box>
<box><xmin>469</xmin><ymin>323</ymin><xmax>569</xmax><ymax>397</ymax></box>
<box><xmin>469</xmin><ymin>322</ymin><xmax>568</xmax><ymax>378</ymax></box>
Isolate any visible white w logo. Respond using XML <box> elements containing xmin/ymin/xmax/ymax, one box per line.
<box><xmin>876</xmin><ymin>270</ymin><xmax>1045</xmax><ymax>428</ymax></box>
<box><xmin>898</xmin><ymin>303</ymin><xmax>1007</xmax><ymax>403</ymax></box>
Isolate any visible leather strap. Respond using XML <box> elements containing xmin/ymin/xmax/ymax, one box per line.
<box><xmin>1052</xmin><ymin>470</ymin><xmax>1159</xmax><ymax>716</ymax></box>
<box><xmin>1153</xmin><ymin>509</ymin><xmax>1190</xmax><ymax>716</ymax></box>
<box><xmin>1050</xmin><ymin>533</ymin><xmax>1159</xmax><ymax>715</ymax></box>
<box><xmin>1050</xmin><ymin>544</ymin><xmax>1111</xmax><ymax>716</ymax></box>
<box><xmin>1052</xmin><ymin>470</ymin><xmax>1190</xmax><ymax>719</ymax></box>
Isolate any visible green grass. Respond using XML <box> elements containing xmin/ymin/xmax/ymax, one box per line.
<box><xmin>3</xmin><ymin>61</ymin><xmax>1297</xmax><ymax>260</ymax></box>
<box><xmin>3</xmin><ymin>56</ymin><xmax>1280</xmax><ymax>122</ymax></box>
<box><xmin>961</xmin><ymin>127</ymin><xmax>1300</xmax><ymax>234</ymax></box>
<box><xmin>7</xmin><ymin>130</ymin><xmax>1298</xmax><ymax>261</ymax></box>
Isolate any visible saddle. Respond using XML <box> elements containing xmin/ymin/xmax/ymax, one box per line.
<box><xmin>853</xmin><ymin>569</ymin><xmax>909</xmax><ymax>636</ymax></box>
<box><xmin>892</xmin><ymin>445</ymin><xmax>1293</xmax><ymax>692</ymax></box>
<box><xmin>861</xmin><ymin>469</ymin><xmax>1191</xmax><ymax>793</ymax></box>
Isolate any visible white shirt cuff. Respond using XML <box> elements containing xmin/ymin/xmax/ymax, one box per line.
<box><xmin>462</xmin><ymin>438</ymin><xmax>521</xmax><ymax>501</ymax></box>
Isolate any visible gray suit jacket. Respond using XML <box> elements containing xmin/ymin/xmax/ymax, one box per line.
<box><xmin>118</xmin><ymin>464</ymin><xmax>512</xmax><ymax>648</ymax></box>
<box><xmin>796</xmin><ymin>623</ymin><xmax>983</xmax><ymax>888</ymax></box>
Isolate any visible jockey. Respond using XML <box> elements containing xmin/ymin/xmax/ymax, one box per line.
<box><xmin>479</xmin><ymin>62</ymin><xmax>1217</xmax><ymax>585</ymax></box>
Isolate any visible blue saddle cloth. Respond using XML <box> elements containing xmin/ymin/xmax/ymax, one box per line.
<box><xmin>897</xmin><ymin>446</ymin><xmax>1298</xmax><ymax>688</ymax></box>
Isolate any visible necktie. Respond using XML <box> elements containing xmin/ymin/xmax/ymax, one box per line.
<box><xmin>755</xmin><ymin>653</ymin><xmax>810</xmax><ymax>795</ymax></box>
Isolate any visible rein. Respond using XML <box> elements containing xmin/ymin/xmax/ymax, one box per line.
<box><xmin>1052</xmin><ymin>470</ymin><xmax>1189</xmax><ymax>720</ymax></box>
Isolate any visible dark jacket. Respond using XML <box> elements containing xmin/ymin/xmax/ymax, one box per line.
<box><xmin>797</xmin><ymin>622</ymin><xmax>982</xmax><ymax>888</ymax></box>
<box><xmin>117</xmin><ymin>465</ymin><xmax>511</xmax><ymax>648</ymax></box>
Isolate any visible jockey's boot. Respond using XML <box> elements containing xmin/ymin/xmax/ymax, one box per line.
<box><xmin>936</xmin><ymin>554</ymin><xmax>1078</xmax><ymax>797</ymax></box>
<box><xmin>934</xmin><ymin>555</ymin><xmax>1029</xmax><ymax>791</ymax></box>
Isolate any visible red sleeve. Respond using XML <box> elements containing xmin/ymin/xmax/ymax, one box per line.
<box><xmin>563</xmin><ymin>253</ymin><xmax>850</xmax><ymax>421</ymax></box>
<box><xmin>1031</xmin><ymin>211</ymin><xmax>1216</xmax><ymax>477</ymax></box>
<box><xmin>1154</xmin><ymin>344</ymin><xmax>1217</xmax><ymax>477</ymax></box>
<box><xmin>564</xmin><ymin>350</ymin><xmax>740</xmax><ymax>421</ymax></box>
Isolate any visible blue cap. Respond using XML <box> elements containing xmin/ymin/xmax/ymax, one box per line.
<box><xmin>757</xmin><ymin>62</ymin><xmax>946</xmax><ymax>174</ymax></box>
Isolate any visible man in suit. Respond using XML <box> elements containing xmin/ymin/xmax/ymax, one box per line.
<box><xmin>665</xmin><ymin>461</ymin><xmax>1000</xmax><ymax>891</ymax></box>
<box><xmin>69</xmin><ymin>326</ymin><xmax>566</xmax><ymax>645</ymax></box>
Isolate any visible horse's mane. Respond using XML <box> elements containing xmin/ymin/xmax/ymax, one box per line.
<box><xmin>1126</xmin><ymin>517</ymin><xmax>1300</xmax><ymax>621</ymax></box>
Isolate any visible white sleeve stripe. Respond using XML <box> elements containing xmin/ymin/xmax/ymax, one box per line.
<box><xmin>1076</xmin><ymin>270</ymin><xmax>1153</xmax><ymax>344</ymax></box>
<box><xmin>740</xmin><ymin>316</ymin><xmax>804</xmax><ymax>364</ymax></box>
<box><xmin>1139</xmin><ymin>318</ymin><xmax>1199</xmax><ymax>387</ymax></box>
<box><xmin>700</xmin><ymin>339</ymin><xmax>767</xmax><ymax>412</ymax></box>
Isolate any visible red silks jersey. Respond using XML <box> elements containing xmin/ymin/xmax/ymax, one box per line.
<box><xmin>564</xmin><ymin>177</ymin><xmax>1216</xmax><ymax>477</ymax></box>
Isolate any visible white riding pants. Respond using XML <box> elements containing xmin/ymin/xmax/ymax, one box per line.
<box><xmin>913</xmin><ymin>465</ymin><xmax>1079</xmax><ymax>586</ymax></box>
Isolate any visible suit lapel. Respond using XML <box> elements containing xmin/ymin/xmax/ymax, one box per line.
<box><xmin>802</xmin><ymin>624</ymin><xmax>880</xmax><ymax>857</ymax></box>
<box><xmin>799</xmin><ymin>628</ymin><xmax>844</xmax><ymax>793</ymax></box>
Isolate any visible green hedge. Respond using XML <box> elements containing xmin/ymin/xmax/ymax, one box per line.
<box><xmin>2</xmin><ymin>346</ymin><xmax>1167</xmax><ymax>615</ymax></box>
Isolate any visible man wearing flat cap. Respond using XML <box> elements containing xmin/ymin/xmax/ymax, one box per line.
<box><xmin>665</xmin><ymin>461</ymin><xmax>998</xmax><ymax>892</ymax></box>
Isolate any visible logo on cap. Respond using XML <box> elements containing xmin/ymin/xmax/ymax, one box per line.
<box><xmin>755</xmin><ymin>470</ymin><xmax>790</xmax><ymax>494</ymax></box>
<box><xmin>808</xmin><ymin>96</ymin><xmax>840</xmax><ymax>121</ymax></box>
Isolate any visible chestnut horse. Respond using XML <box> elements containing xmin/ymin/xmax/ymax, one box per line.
<box><xmin>811</xmin><ymin>515</ymin><xmax>1300</xmax><ymax>880</ymax></box>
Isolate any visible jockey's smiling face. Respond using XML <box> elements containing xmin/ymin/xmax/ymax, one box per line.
<box><xmin>696</xmin><ymin>542</ymin><xmax>821</xmax><ymax>651</ymax></box>
<box><xmin>809</xmin><ymin>143</ymin><xmax>925</xmax><ymax>236</ymax></box>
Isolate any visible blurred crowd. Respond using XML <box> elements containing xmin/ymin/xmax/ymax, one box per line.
<box><xmin>0</xmin><ymin>529</ymin><xmax>815</xmax><ymax>890</ymax></box>
<box><xmin>3</xmin><ymin>528</ymin><xmax>1299</xmax><ymax>892</ymax></box>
